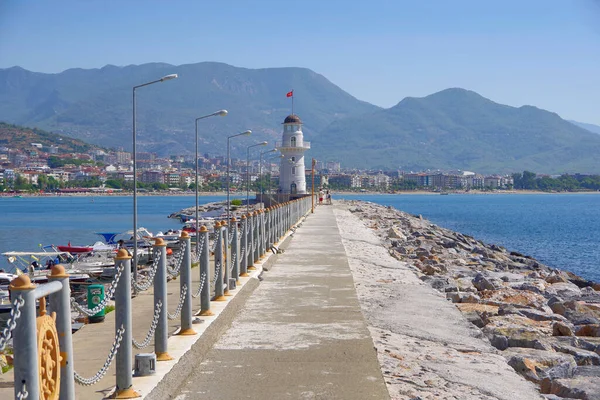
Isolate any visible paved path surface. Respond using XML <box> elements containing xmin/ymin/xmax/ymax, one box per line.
<box><xmin>173</xmin><ymin>205</ymin><xmax>390</xmax><ymax>400</ymax></box>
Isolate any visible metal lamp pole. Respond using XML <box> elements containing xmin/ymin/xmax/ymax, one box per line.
<box><xmin>133</xmin><ymin>73</ymin><xmax>177</xmax><ymax>285</ymax></box>
<box><xmin>227</xmin><ymin>130</ymin><xmax>252</xmax><ymax>223</ymax></box>
<box><xmin>312</xmin><ymin>158</ymin><xmax>316</xmax><ymax>213</ymax></box>
<box><xmin>195</xmin><ymin>110</ymin><xmax>228</xmax><ymax>257</ymax></box>
<box><xmin>246</xmin><ymin>141</ymin><xmax>268</xmax><ymax>213</ymax></box>
<box><xmin>259</xmin><ymin>149</ymin><xmax>277</xmax><ymax>208</ymax></box>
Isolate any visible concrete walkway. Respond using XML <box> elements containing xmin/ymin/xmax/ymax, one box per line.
<box><xmin>172</xmin><ymin>205</ymin><xmax>390</xmax><ymax>399</ymax></box>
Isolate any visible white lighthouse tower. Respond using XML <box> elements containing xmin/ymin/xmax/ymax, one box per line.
<box><xmin>276</xmin><ymin>114</ymin><xmax>310</xmax><ymax>195</ymax></box>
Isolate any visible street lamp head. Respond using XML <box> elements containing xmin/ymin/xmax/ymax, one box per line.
<box><xmin>160</xmin><ymin>74</ymin><xmax>178</xmax><ymax>82</ymax></box>
<box><xmin>242</xmin><ymin>130</ymin><xmax>252</xmax><ymax>135</ymax></box>
<box><xmin>217</xmin><ymin>110</ymin><xmax>228</xmax><ymax>117</ymax></box>
<box><xmin>259</xmin><ymin>141</ymin><xmax>268</xmax><ymax>146</ymax></box>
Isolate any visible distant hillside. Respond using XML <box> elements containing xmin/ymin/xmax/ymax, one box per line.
<box><xmin>316</xmin><ymin>88</ymin><xmax>600</xmax><ymax>174</ymax></box>
<box><xmin>2</xmin><ymin>63</ymin><xmax>600</xmax><ymax>173</ymax></box>
<box><xmin>569</xmin><ymin>120</ymin><xmax>600</xmax><ymax>135</ymax></box>
<box><xmin>0</xmin><ymin>63</ymin><xmax>379</xmax><ymax>157</ymax></box>
<box><xmin>0</xmin><ymin>122</ymin><xmax>99</xmax><ymax>153</ymax></box>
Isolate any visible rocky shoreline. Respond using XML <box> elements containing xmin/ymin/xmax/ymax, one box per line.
<box><xmin>338</xmin><ymin>200</ymin><xmax>600</xmax><ymax>399</ymax></box>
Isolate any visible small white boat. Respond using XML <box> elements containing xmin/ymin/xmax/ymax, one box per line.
<box><xmin>2</xmin><ymin>251</ymin><xmax>90</xmax><ymax>284</ymax></box>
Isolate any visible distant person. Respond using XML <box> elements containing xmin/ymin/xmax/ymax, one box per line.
<box><xmin>319</xmin><ymin>189</ymin><xmax>324</xmax><ymax>205</ymax></box>
<box><xmin>326</xmin><ymin>190</ymin><xmax>331</xmax><ymax>205</ymax></box>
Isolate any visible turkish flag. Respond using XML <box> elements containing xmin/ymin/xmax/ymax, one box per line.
<box><xmin>286</xmin><ymin>90</ymin><xmax>293</xmax><ymax>98</ymax></box>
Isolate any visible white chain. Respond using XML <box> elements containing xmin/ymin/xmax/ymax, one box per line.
<box><xmin>133</xmin><ymin>300</ymin><xmax>162</xmax><ymax>349</ymax></box>
<box><xmin>171</xmin><ymin>241</ymin><xmax>187</xmax><ymax>268</ymax></box>
<box><xmin>228</xmin><ymin>229</ymin><xmax>234</xmax><ymax>244</ymax></box>
<box><xmin>229</xmin><ymin>252</ymin><xmax>237</xmax><ymax>273</ymax></box>
<box><xmin>239</xmin><ymin>247</ymin><xmax>245</xmax><ymax>263</ymax></box>
<box><xmin>167</xmin><ymin>285</ymin><xmax>187</xmax><ymax>320</ymax></box>
<box><xmin>16</xmin><ymin>383</ymin><xmax>28</xmax><ymax>400</ymax></box>
<box><xmin>210</xmin><ymin>237</ymin><xmax>218</xmax><ymax>252</ymax></box>
<box><xmin>72</xmin><ymin>261</ymin><xmax>125</xmax><ymax>317</ymax></box>
<box><xmin>133</xmin><ymin>249</ymin><xmax>161</xmax><ymax>292</ymax></box>
<box><xmin>191</xmin><ymin>272</ymin><xmax>207</xmax><ymax>298</ymax></box>
<box><xmin>74</xmin><ymin>325</ymin><xmax>124</xmax><ymax>386</ymax></box>
<box><xmin>167</xmin><ymin>241</ymin><xmax>186</xmax><ymax>277</ymax></box>
<box><xmin>0</xmin><ymin>297</ymin><xmax>24</xmax><ymax>352</ymax></box>
<box><xmin>192</xmin><ymin>239</ymin><xmax>205</xmax><ymax>263</ymax></box>
<box><xmin>211</xmin><ymin>261</ymin><xmax>222</xmax><ymax>286</ymax></box>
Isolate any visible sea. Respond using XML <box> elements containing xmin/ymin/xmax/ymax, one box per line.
<box><xmin>1</xmin><ymin>193</ymin><xmax>599</xmax><ymax>281</ymax></box>
<box><xmin>335</xmin><ymin>193</ymin><xmax>600</xmax><ymax>282</ymax></box>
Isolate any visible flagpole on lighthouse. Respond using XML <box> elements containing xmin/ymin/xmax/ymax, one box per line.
<box><xmin>287</xmin><ymin>89</ymin><xmax>294</xmax><ymax>115</ymax></box>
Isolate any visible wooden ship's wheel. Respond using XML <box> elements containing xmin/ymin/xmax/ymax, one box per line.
<box><xmin>37</xmin><ymin>298</ymin><xmax>61</xmax><ymax>400</ymax></box>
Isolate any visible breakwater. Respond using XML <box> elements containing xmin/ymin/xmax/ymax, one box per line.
<box><xmin>340</xmin><ymin>200</ymin><xmax>600</xmax><ymax>399</ymax></box>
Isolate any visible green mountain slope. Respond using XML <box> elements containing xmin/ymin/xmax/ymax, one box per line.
<box><xmin>0</xmin><ymin>63</ymin><xmax>380</xmax><ymax>157</ymax></box>
<box><xmin>0</xmin><ymin>122</ymin><xmax>100</xmax><ymax>153</ymax></box>
<box><xmin>2</xmin><ymin>63</ymin><xmax>600</xmax><ymax>174</ymax></box>
<box><xmin>316</xmin><ymin>88</ymin><xmax>600</xmax><ymax>174</ymax></box>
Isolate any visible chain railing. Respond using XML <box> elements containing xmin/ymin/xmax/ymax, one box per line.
<box><xmin>0</xmin><ymin>296</ymin><xmax>24</xmax><ymax>352</ymax></box>
<box><xmin>210</xmin><ymin>237</ymin><xmax>218</xmax><ymax>252</ymax></box>
<box><xmin>239</xmin><ymin>247</ymin><xmax>245</xmax><ymax>265</ymax></box>
<box><xmin>132</xmin><ymin>300</ymin><xmax>162</xmax><ymax>349</ymax></box>
<box><xmin>167</xmin><ymin>241</ymin><xmax>187</xmax><ymax>277</ymax></box>
<box><xmin>192</xmin><ymin>239</ymin><xmax>205</xmax><ymax>263</ymax></box>
<box><xmin>16</xmin><ymin>383</ymin><xmax>28</xmax><ymax>400</ymax></box>
<box><xmin>6</xmin><ymin>197</ymin><xmax>313</xmax><ymax>398</ymax></box>
<box><xmin>229</xmin><ymin>252</ymin><xmax>237</xmax><ymax>273</ymax></box>
<box><xmin>191</xmin><ymin>272</ymin><xmax>207</xmax><ymax>298</ymax></box>
<box><xmin>74</xmin><ymin>324</ymin><xmax>125</xmax><ymax>386</ymax></box>
<box><xmin>167</xmin><ymin>285</ymin><xmax>187</xmax><ymax>320</ymax></box>
<box><xmin>211</xmin><ymin>261</ymin><xmax>222</xmax><ymax>286</ymax></box>
<box><xmin>71</xmin><ymin>260</ymin><xmax>126</xmax><ymax>316</ymax></box>
<box><xmin>133</xmin><ymin>249</ymin><xmax>161</xmax><ymax>292</ymax></box>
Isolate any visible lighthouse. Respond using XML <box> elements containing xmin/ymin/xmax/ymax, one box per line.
<box><xmin>276</xmin><ymin>114</ymin><xmax>310</xmax><ymax>194</ymax></box>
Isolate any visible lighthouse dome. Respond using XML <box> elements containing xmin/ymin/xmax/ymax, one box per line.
<box><xmin>283</xmin><ymin>114</ymin><xmax>302</xmax><ymax>124</ymax></box>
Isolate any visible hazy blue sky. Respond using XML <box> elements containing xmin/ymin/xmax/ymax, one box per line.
<box><xmin>1</xmin><ymin>0</ymin><xmax>600</xmax><ymax>123</ymax></box>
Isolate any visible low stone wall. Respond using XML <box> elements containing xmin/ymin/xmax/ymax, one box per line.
<box><xmin>343</xmin><ymin>200</ymin><xmax>600</xmax><ymax>399</ymax></box>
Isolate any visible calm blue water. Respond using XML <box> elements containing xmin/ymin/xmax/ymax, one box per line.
<box><xmin>336</xmin><ymin>193</ymin><xmax>600</xmax><ymax>281</ymax></box>
<box><xmin>0</xmin><ymin>195</ymin><xmax>231</xmax><ymax>265</ymax></box>
<box><xmin>2</xmin><ymin>194</ymin><xmax>599</xmax><ymax>281</ymax></box>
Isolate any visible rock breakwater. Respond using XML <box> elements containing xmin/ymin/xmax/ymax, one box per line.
<box><xmin>339</xmin><ymin>200</ymin><xmax>600</xmax><ymax>399</ymax></box>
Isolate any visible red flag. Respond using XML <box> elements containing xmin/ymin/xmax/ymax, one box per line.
<box><xmin>286</xmin><ymin>90</ymin><xmax>293</xmax><ymax>98</ymax></box>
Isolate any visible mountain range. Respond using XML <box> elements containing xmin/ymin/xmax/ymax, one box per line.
<box><xmin>569</xmin><ymin>120</ymin><xmax>600</xmax><ymax>135</ymax></box>
<box><xmin>1</xmin><ymin>62</ymin><xmax>600</xmax><ymax>174</ymax></box>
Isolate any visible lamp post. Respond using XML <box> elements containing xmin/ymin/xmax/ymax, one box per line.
<box><xmin>246</xmin><ymin>141</ymin><xmax>268</xmax><ymax>213</ymax></box>
<box><xmin>259</xmin><ymin>149</ymin><xmax>277</xmax><ymax>207</ymax></box>
<box><xmin>311</xmin><ymin>158</ymin><xmax>316</xmax><ymax>213</ymax></box>
<box><xmin>195</xmin><ymin>110</ymin><xmax>228</xmax><ymax>257</ymax></box>
<box><xmin>132</xmin><ymin>73</ymin><xmax>177</xmax><ymax>284</ymax></box>
<box><xmin>227</xmin><ymin>130</ymin><xmax>252</xmax><ymax>223</ymax></box>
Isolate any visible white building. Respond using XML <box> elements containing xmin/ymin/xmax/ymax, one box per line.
<box><xmin>276</xmin><ymin>114</ymin><xmax>310</xmax><ymax>194</ymax></box>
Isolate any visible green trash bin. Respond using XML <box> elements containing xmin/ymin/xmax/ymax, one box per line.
<box><xmin>87</xmin><ymin>284</ymin><xmax>105</xmax><ymax>323</ymax></box>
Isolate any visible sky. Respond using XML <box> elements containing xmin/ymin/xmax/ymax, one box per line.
<box><xmin>1</xmin><ymin>0</ymin><xmax>600</xmax><ymax>123</ymax></box>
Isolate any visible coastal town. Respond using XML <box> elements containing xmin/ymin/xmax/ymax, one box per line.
<box><xmin>0</xmin><ymin>138</ymin><xmax>579</xmax><ymax>195</ymax></box>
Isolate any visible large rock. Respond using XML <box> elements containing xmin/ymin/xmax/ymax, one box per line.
<box><xmin>504</xmin><ymin>348</ymin><xmax>577</xmax><ymax>384</ymax></box>
<box><xmin>541</xmin><ymin>367</ymin><xmax>600</xmax><ymax>399</ymax></box>
<box><xmin>553</xmin><ymin>322</ymin><xmax>575</xmax><ymax>337</ymax></box>
<box><xmin>472</xmin><ymin>273</ymin><xmax>501</xmax><ymax>291</ymax></box>
<box><xmin>551</xmin><ymin>344</ymin><xmax>600</xmax><ymax>366</ymax></box>
<box><xmin>387</xmin><ymin>227</ymin><xmax>407</xmax><ymax>241</ymax></box>
<box><xmin>480</xmin><ymin>287</ymin><xmax>550</xmax><ymax>311</ymax></box>
<box><xmin>546</xmin><ymin>282</ymin><xmax>583</xmax><ymax>300</ymax></box>
<box><xmin>484</xmin><ymin>314</ymin><xmax>553</xmax><ymax>350</ymax></box>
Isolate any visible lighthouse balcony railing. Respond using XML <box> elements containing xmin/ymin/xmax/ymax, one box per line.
<box><xmin>275</xmin><ymin>141</ymin><xmax>310</xmax><ymax>149</ymax></box>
